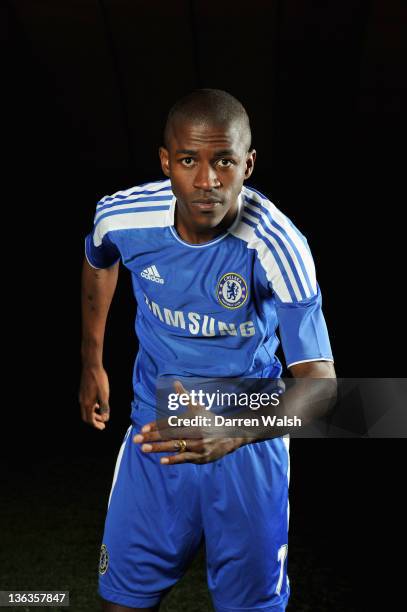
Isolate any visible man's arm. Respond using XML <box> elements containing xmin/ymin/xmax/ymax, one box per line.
<box><xmin>133</xmin><ymin>361</ymin><xmax>338</xmax><ymax>464</ymax></box>
<box><xmin>79</xmin><ymin>257</ymin><xmax>119</xmax><ymax>430</ymax></box>
<box><xmin>289</xmin><ymin>360</ymin><xmax>336</xmax><ymax>379</ymax></box>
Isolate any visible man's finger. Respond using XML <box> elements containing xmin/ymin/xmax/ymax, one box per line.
<box><xmin>91</xmin><ymin>408</ymin><xmax>107</xmax><ymax>430</ymax></box>
<box><xmin>135</xmin><ymin>425</ymin><xmax>191</xmax><ymax>443</ymax></box>
<box><xmin>173</xmin><ymin>379</ymin><xmax>208</xmax><ymax>414</ymax></box>
<box><xmin>98</xmin><ymin>402</ymin><xmax>110</xmax><ymax>421</ymax></box>
<box><xmin>141</xmin><ymin>420</ymin><xmax>158</xmax><ymax>434</ymax></box>
<box><xmin>141</xmin><ymin>439</ymin><xmax>204</xmax><ymax>454</ymax></box>
<box><xmin>133</xmin><ymin>429</ymin><xmax>162</xmax><ymax>444</ymax></box>
<box><xmin>82</xmin><ymin>401</ymin><xmax>109</xmax><ymax>430</ymax></box>
<box><xmin>160</xmin><ymin>452</ymin><xmax>199</xmax><ymax>465</ymax></box>
<box><xmin>173</xmin><ymin>380</ymin><xmax>188</xmax><ymax>395</ymax></box>
<box><xmin>93</xmin><ymin>420</ymin><xmax>106</xmax><ymax>430</ymax></box>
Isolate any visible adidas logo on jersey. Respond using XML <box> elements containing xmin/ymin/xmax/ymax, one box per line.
<box><xmin>141</xmin><ymin>265</ymin><xmax>164</xmax><ymax>284</ymax></box>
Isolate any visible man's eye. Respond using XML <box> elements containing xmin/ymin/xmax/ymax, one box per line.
<box><xmin>181</xmin><ymin>158</ymin><xmax>194</xmax><ymax>166</ymax></box>
<box><xmin>217</xmin><ymin>159</ymin><xmax>234</xmax><ymax>168</ymax></box>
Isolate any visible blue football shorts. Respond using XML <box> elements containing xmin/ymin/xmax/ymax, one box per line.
<box><xmin>98</xmin><ymin>401</ymin><xmax>290</xmax><ymax>611</ymax></box>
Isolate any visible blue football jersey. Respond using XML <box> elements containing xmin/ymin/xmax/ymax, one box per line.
<box><xmin>85</xmin><ymin>178</ymin><xmax>333</xmax><ymax>407</ymax></box>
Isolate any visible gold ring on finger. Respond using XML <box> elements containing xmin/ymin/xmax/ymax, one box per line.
<box><xmin>174</xmin><ymin>439</ymin><xmax>187</xmax><ymax>453</ymax></box>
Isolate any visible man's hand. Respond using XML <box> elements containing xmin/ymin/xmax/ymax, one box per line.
<box><xmin>134</xmin><ymin>423</ymin><xmax>245</xmax><ymax>465</ymax></box>
<box><xmin>79</xmin><ymin>365</ymin><xmax>110</xmax><ymax>430</ymax></box>
<box><xmin>133</xmin><ymin>381</ymin><xmax>247</xmax><ymax>465</ymax></box>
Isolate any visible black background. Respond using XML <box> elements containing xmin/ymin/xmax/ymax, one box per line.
<box><xmin>2</xmin><ymin>1</ymin><xmax>405</xmax><ymax>610</ymax></box>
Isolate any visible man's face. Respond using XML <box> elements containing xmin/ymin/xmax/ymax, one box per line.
<box><xmin>159</xmin><ymin>119</ymin><xmax>256</xmax><ymax>235</ymax></box>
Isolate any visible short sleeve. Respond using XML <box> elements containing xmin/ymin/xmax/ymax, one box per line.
<box><xmin>84</xmin><ymin>200</ymin><xmax>121</xmax><ymax>269</ymax></box>
<box><xmin>274</xmin><ymin>285</ymin><xmax>333</xmax><ymax>368</ymax></box>
<box><xmin>265</xmin><ymin>229</ymin><xmax>334</xmax><ymax>367</ymax></box>
<box><xmin>237</xmin><ymin>186</ymin><xmax>334</xmax><ymax>368</ymax></box>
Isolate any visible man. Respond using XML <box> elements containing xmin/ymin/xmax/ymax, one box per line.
<box><xmin>80</xmin><ymin>89</ymin><xmax>335</xmax><ymax>612</ymax></box>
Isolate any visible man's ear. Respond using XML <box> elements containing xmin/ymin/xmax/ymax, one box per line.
<box><xmin>159</xmin><ymin>146</ymin><xmax>170</xmax><ymax>177</ymax></box>
<box><xmin>244</xmin><ymin>149</ymin><xmax>256</xmax><ymax>180</ymax></box>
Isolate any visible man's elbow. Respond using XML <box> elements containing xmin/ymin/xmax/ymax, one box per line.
<box><xmin>289</xmin><ymin>360</ymin><xmax>336</xmax><ymax>379</ymax></box>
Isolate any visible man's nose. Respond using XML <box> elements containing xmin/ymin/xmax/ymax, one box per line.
<box><xmin>193</xmin><ymin>163</ymin><xmax>220</xmax><ymax>190</ymax></box>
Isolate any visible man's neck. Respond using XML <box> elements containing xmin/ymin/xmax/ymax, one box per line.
<box><xmin>174</xmin><ymin>202</ymin><xmax>239</xmax><ymax>245</ymax></box>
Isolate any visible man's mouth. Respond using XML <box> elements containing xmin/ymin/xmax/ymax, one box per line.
<box><xmin>191</xmin><ymin>199</ymin><xmax>222</xmax><ymax>210</ymax></box>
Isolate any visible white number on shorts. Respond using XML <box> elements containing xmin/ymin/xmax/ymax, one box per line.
<box><xmin>275</xmin><ymin>544</ymin><xmax>288</xmax><ymax>595</ymax></box>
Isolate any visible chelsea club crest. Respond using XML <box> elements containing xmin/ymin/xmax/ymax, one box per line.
<box><xmin>216</xmin><ymin>273</ymin><xmax>248</xmax><ymax>309</ymax></box>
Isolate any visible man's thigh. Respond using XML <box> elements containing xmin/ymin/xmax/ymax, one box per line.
<box><xmin>202</xmin><ymin>437</ymin><xmax>290</xmax><ymax>612</ymax></box>
<box><xmin>98</xmin><ymin>420</ymin><xmax>203</xmax><ymax>609</ymax></box>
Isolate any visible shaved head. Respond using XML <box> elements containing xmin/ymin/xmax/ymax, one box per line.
<box><xmin>164</xmin><ymin>89</ymin><xmax>252</xmax><ymax>152</ymax></box>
